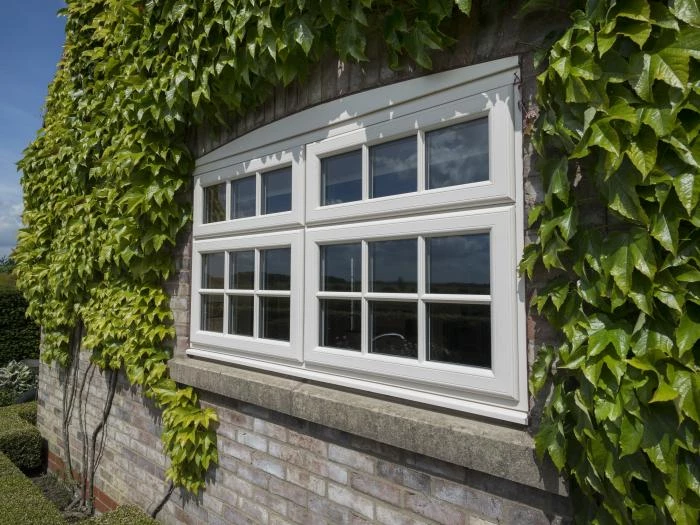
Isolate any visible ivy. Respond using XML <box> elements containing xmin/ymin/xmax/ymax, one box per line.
<box><xmin>523</xmin><ymin>0</ymin><xmax>700</xmax><ymax>523</ymax></box>
<box><xmin>16</xmin><ymin>0</ymin><xmax>476</xmax><ymax>495</ymax></box>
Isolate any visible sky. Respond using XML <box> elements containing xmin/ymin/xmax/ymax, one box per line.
<box><xmin>0</xmin><ymin>1</ymin><xmax>66</xmax><ymax>257</ymax></box>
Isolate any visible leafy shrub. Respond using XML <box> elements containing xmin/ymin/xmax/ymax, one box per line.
<box><xmin>0</xmin><ymin>387</ymin><xmax>15</xmax><ymax>407</ymax></box>
<box><xmin>0</xmin><ymin>289</ymin><xmax>40</xmax><ymax>366</ymax></box>
<box><xmin>0</xmin><ymin>360</ymin><xmax>38</xmax><ymax>399</ymax></box>
<box><xmin>85</xmin><ymin>505</ymin><xmax>158</xmax><ymax>524</ymax></box>
<box><xmin>0</xmin><ymin>402</ymin><xmax>42</xmax><ymax>470</ymax></box>
<box><xmin>0</xmin><ymin>451</ymin><xmax>66</xmax><ymax>524</ymax></box>
<box><xmin>1</xmin><ymin>400</ymin><xmax>37</xmax><ymax>425</ymax></box>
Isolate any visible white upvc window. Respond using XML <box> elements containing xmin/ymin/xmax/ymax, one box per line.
<box><xmin>189</xmin><ymin>57</ymin><xmax>528</xmax><ymax>423</ymax></box>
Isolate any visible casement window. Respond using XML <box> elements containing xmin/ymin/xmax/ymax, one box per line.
<box><xmin>189</xmin><ymin>57</ymin><xmax>528</xmax><ymax>423</ymax></box>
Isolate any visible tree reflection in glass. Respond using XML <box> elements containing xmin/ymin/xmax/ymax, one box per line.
<box><xmin>322</xmin><ymin>150</ymin><xmax>362</xmax><ymax>205</ymax></box>
<box><xmin>370</xmin><ymin>137</ymin><xmax>417</xmax><ymax>198</ymax></box>
<box><xmin>427</xmin><ymin>118</ymin><xmax>489</xmax><ymax>189</ymax></box>
<box><xmin>428</xmin><ymin>303</ymin><xmax>491</xmax><ymax>368</ymax></box>
<box><xmin>427</xmin><ymin>234</ymin><xmax>490</xmax><ymax>295</ymax></box>
<box><xmin>203</xmin><ymin>183</ymin><xmax>226</xmax><ymax>223</ymax></box>
<box><xmin>370</xmin><ymin>239</ymin><xmax>417</xmax><ymax>293</ymax></box>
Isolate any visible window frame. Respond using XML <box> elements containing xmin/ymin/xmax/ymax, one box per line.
<box><xmin>188</xmin><ymin>57</ymin><xmax>528</xmax><ymax>423</ymax></box>
<box><xmin>193</xmin><ymin>146</ymin><xmax>305</xmax><ymax>237</ymax></box>
<box><xmin>190</xmin><ymin>230</ymin><xmax>305</xmax><ymax>363</ymax></box>
<box><xmin>303</xmin><ymin>207</ymin><xmax>519</xmax><ymax>399</ymax></box>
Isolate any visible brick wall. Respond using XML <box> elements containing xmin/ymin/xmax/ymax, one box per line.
<box><xmin>38</xmin><ymin>363</ymin><xmax>569</xmax><ymax>524</ymax></box>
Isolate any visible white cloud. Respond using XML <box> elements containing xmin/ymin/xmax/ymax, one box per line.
<box><xmin>0</xmin><ymin>198</ymin><xmax>22</xmax><ymax>257</ymax></box>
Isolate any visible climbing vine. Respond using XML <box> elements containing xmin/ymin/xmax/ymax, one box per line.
<box><xmin>16</xmin><ymin>0</ymin><xmax>474</xmax><ymax>506</ymax></box>
<box><xmin>521</xmin><ymin>0</ymin><xmax>699</xmax><ymax>523</ymax></box>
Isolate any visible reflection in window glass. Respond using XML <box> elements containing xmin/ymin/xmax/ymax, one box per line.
<box><xmin>370</xmin><ymin>137</ymin><xmax>417</xmax><ymax>198</ymax></box>
<box><xmin>231</xmin><ymin>176</ymin><xmax>256</xmax><ymax>219</ymax></box>
<box><xmin>322</xmin><ymin>150</ymin><xmax>362</xmax><ymax>205</ymax></box>
<box><xmin>229</xmin><ymin>296</ymin><xmax>254</xmax><ymax>336</ymax></box>
<box><xmin>321</xmin><ymin>243</ymin><xmax>361</xmax><ymax>292</ymax></box>
<box><xmin>428</xmin><ymin>303</ymin><xmax>491</xmax><ymax>368</ymax></box>
<box><xmin>262</xmin><ymin>168</ymin><xmax>292</xmax><ymax>214</ymax></box>
<box><xmin>428</xmin><ymin>234</ymin><xmax>490</xmax><ymax>295</ymax></box>
<box><xmin>203</xmin><ymin>184</ymin><xmax>226</xmax><ymax>223</ymax></box>
<box><xmin>369</xmin><ymin>302</ymin><xmax>417</xmax><ymax>358</ymax></box>
<box><xmin>370</xmin><ymin>239</ymin><xmax>417</xmax><ymax>293</ymax></box>
<box><xmin>261</xmin><ymin>248</ymin><xmax>291</xmax><ymax>290</ymax></box>
<box><xmin>201</xmin><ymin>295</ymin><xmax>224</xmax><ymax>332</ymax></box>
<box><xmin>427</xmin><ymin>119</ymin><xmax>489</xmax><ymax>189</ymax></box>
<box><xmin>320</xmin><ymin>299</ymin><xmax>361</xmax><ymax>350</ymax></box>
<box><xmin>230</xmin><ymin>250</ymin><xmax>254</xmax><ymax>290</ymax></box>
<box><xmin>260</xmin><ymin>297</ymin><xmax>290</xmax><ymax>341</ymax></box>
<box><xmin>202</xmin><ymin>252</ymin><xmax>225</xmax><ymax>289</ymax></box>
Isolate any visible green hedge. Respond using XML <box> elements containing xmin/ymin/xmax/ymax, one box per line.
<box><xmin>0</xmin><ymin>288</ymin><xmax>40</xmax><ymax>366</ymax></box>
<box><xmin>86</xmin><ymin>505</ymin><xmax>159</xmax><ymax>525</ymax></box>
<box><xmin>0</xmin><ymin>402</ymin><xmax>42</xmax><ymax>471</ymax></box>
<box><xmin>1</xmin><ymin>400</ymin><xmax>38</xmax><ymax>425</ymax></box>
<box><xmin>0</xmin><ymin>451</ymin><xmax>66</xmax><ymax>524</ymax></box>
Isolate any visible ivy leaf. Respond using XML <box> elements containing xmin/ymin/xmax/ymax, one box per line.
<box><xmin>535</xmin><ymin>419</ymin><xmax>566</xmax><ymax>470</ymax></box>
<box><xmin>600</xmin><ymin>170</ymin><xmax>649</xmax><ymax>224</ymax></box>
<box><xmin>530</xmin><ymin>344</ymin><xmax>554</xmax><ymax>396</ymax></box>
<box><xmin>290</xmin><ymin>17</ymin><xmax>314</xmax><ymax>55</ymax></box>
<box><xmin>672</xmin><ymin>171</ymin><xmax>700</xmax><ymax>215</ymax></box>
<box><xmin>650</xmin><ymin>380</ymin><xmax>679</xmax><ymax>403</ymax></box>
<box><xmin>670</xmin><ymin>0</ymin><xmax>700</xmax><ymax>27</ymax></box>
<box><xmin>626</xmin><ymin>125</ymin><xmax>657</xmax><ymax>177</ymax></box>
<box><xmin>675</xmin><ymin>304</ymin><xmax>700</xmax><ymax>357</ymax></box>
<box><xmin>336</xmin><ymin>20</ymin><xmax>367</xmax><ymax>62</ymax></box>
<box><xmin>455</xmin><ymin>0</ymin><xmax>472</xmax><ymax>15</ymax></box>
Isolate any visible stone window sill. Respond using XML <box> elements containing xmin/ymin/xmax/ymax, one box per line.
<box><xmin>169</xmin><ymin>355</ymin><xmax>566</xmax><ymax>497</ymax></box>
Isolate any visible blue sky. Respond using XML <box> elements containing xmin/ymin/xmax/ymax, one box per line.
<box><xmin>0</xmin><ymin>1</ymin><xmax>66</xmax><ymax>257</ymax></box>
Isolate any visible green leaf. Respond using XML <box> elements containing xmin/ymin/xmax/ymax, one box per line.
<box><xmin>336</xmin><ymin>20</ymin><xmax>367</xmax><ymax>62</ymax></box>
<box><xmin>672</xmin><ymin>171</ymin><xmax>700</xmax><ymax>215</ymax></box>
<box><xmin>676</xmin><ymin>304</ymin><xmax>700</xmax><ymax>357</ymax></box>
<box><xmin>291</xmin><ymin>17</ymin><xmax>314</xmax><ymax>55</ymax></box>
<box><xmin>455</xmin><ymin>0</ymin><xmax>472</xmax><ymax>15</ymax></box>
<box><xmin>650</xmin><ymin>380</ymin><xmax>679</xmax><ymax>403</ymax></box>
<box><xmin>626</xmin><ymin>126</ymin><xmax>657</xmax><ymax>177</ymax></box>
<box><xmin>670</xmin><ymin>0</ymin><xmax>700</xmax><ymax>27</ymax></box>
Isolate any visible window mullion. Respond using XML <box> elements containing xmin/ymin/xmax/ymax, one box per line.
<box><xmin>223</xmin><ymin>251</ymin><xmax>230</xmax><ymax>334</ymax></box>
<box><xmin>361</xmin><ymin>239</ymin><xmax>368</xmax><ymax>355</ymax></box>
<box><xmin>417</xmin><ymin>130</ymin><xmax>426</xmax><ymax>193</ymax></box>
<box><xmin>255</xmin><ymin>172</ymin><xmax>262</xmax><ymax>216</ymax></box>
<box><xmin>225</xmin><ymin>180</ymin><xmax>231</xmax><ymax>220</ymax></box>
<box><xmin>253</xmin><ymin>248</ymin><xmax>260</xmax><ymax>338</ymax></box>
<box><xmin>417</xmin><ymin>236</ymin><xmax>426</xmax><ymax>363</ymax></box>
<box><xmin>361</xmin><ymin>144</ymin><xmax>369</xmax><ymax>201</ymax></box>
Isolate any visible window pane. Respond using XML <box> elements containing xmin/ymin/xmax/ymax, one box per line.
<box><xmin>231</xmin><ymin>176</ymin><xmax>256</xmax><ymax>219</ymax></box>
<box><xmin>369</xmin><ymin>302</ymin><xmax>417</xmax><ymax>358</ymax></box>
<box><xmin>229</xmin><ymin>296</ymin><xmax>254</xmax><ymax>336</ymax></box>
<box><xmin>322</xmin><ymin>150</ymin><xmax>362</xmax><ymax>205</ymax></box>
<box><xmin>321</xmin><ymin>243</ymin><xmax>361</xmax><ymax>292</ymax></box>
<box><xmin>262</xmin><ymin>167</ymin><xmax>292</xmax><ymax>214</ymax></box>
<box><xmin>261</xmin><ymin>248</ymin><xmax>291</xmax><ymax>290</ymax></box>
<box><xmin>428</xmin><ymin>234</ymin><xmax>490</xmax><ymax>295</ymax></box>
<box><xmin>260</xmin><ymin>297</ymin><xmax>290</xmax><ymax>341</ymax></box>
<box><xmin>370</xmin><ymin>136</ymin><xmax>417</xmax><ymax>198</ymax></box>
<box><xmin>428</xmin><ymin>303</ymin><xmax>491</xmax><ymax>368</ymax></box>
<box><xmin>427</xmin><ymin>118</ymin><xmax>489</xmax><ymax>189</ymax></box>
<box><xmin>201</xmin><ymin>295</ymin><xmax>224</xmax><ymax>332</ymax></box>
<box><xmin>203</xmin><ymin>184</ymin><xmax>226</xmax><ymax>223</ymax></box>
<box><xmin>230</xmin><ymin>250</ymin><xmax>254</xmax><ymax>290</ymax></box>
<box><xmin>320</xmin><ymin>299</ymin><xmax>361</xmax><ymax>350</ymax></box>
<box><xmin>202</xmin><ymin>252</ymin><xmax>225</xmax><ymax>289</ymax></box>
<box><xmin>370</xmin><ymin>239</ymin><xmax>417</xmax><ymax>293</ymax></box>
